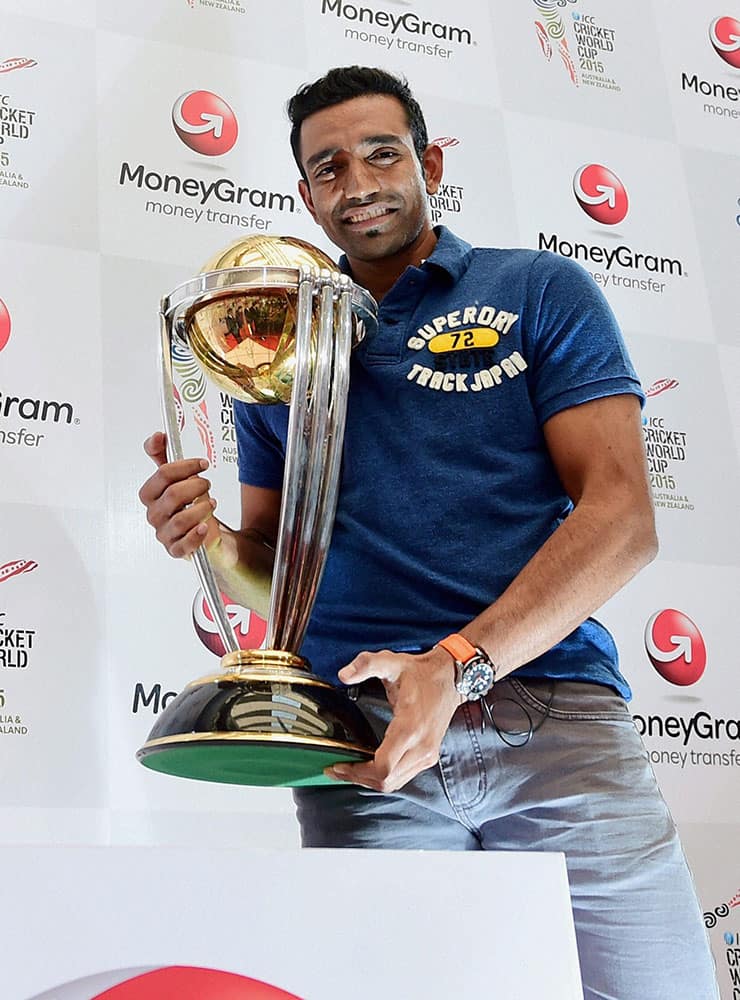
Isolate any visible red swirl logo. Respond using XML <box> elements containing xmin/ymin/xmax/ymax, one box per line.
<box><xmin>192</xmin><ymin>588</ymin><xmax>267</xmax><ymax>656</ymax></box>
<box><xmin>644</xmin><ymin>609</ymin><xmax>707</xmax><ymax>686</ymax></box>
<box><xmin>0</xmin><ymin>298</ymin><xmax>11</xmax><ymax>353</ymax></box>
<box><xmin>710</xmin><ymin>16</ymin><xmax>740</xmax><ymax>69</ymax></box>
<box><xmin>28</xmin><ymin>966</ymin><xmax>301</xmax><ymax>999</ymax></box>
<box><xmin>573</xmin><ymin>163</ymin><xmax>629</xmax><ymax>226</ymax></box>
<box><xmin>172</xmin><ymin>90</ymin><xmax>239</xmax><ymax>156</ymax></box>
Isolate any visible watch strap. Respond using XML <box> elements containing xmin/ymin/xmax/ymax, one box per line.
<box><xmin>437</xmin><ymin>633</ymin><xmax>478</xmax><ymax>664</ymax></box>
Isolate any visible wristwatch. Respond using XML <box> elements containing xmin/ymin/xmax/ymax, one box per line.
<box><xmin>437</xmin><ymin>633</ymin><xmax>496</xmax><ymax>701</ymax></box>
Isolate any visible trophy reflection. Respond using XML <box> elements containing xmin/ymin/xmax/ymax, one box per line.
<box><xmin>136</xmin><ymin>235</ymin><xmax>379</xmax><ymax>787</ymax></box>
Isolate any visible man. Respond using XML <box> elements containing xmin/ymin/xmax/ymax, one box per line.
<box><xmin>140</xmin><ymin>67</ymin><xmax>717</xmax><ymax>998</ymax></box>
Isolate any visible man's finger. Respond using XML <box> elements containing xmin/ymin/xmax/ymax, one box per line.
<box><xmin>327</xmin><ymin>716</ymin><xmax>417</xmax><ymax>790</ymax></box>
<box><xmin>152</xmin><ymin>476</ymin><xmax>213</xmax><ymax>521</ymax></box>
<box><xmin>337</xmin><ymin>649</ymin><xmax>399</xmax><ymax>686</ymax></box>
<box><xmin>138</xmin><ymin>459</ymin><xmax>210</xmax><ymax>507</ymax></box>
<box><xmin>326</xmin><ymin>760</ymin><xmax>378</xmax><ymax>789</ymax></box>
<box><xmin>328</xmin><ymin>748</ymin><xmax>430</xmax><ymax>793</ymax></box>
<box><xmin>372</xmin><ymin>714</ymin><xmax>417</xmax><ymax>777</ymax></box>
<box><xmin>154</xmin><ymin>494</ymin><xmax>215</xmax><ymax>542</ymax></box>
<box><xmin>143</xmin><ymin>432</ymin><xmax>168</xmax><ymax>467</ymax></box>
<box><xmin>169</xmin><ymin>520</ymin><xmax>211</xmax><ymax>559</ymax></box>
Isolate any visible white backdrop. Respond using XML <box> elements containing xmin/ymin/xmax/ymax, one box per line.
<box><xmin>0</xmin><ymin>1</ymin><xmax>738</xmax><ymax>996</ymax></box>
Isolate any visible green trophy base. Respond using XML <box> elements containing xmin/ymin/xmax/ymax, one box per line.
<box><xmin>136</xmin><ymin>652</ymin><xmax>377</xmax><ymax>787</ymax></box>
<box><xmin>138</xmin><ymin>739</ymin><xmax>370</xmax><ymax>787</ymax></box>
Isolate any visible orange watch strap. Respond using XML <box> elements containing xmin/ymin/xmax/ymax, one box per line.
<box><xmin>438</xmin><ymin>633</ymin><xmax>478</xmax><ymax>663</ymax></box>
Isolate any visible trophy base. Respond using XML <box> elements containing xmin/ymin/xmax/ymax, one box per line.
<box><xmin>137</xmin><ymin>739</ymin><xmax>370</xmax><ymax>788</ymax></box>
<box><xmin>136</xmin><ymin>650</ymin><xmax>378</xmax><ymax>787</ymax></box>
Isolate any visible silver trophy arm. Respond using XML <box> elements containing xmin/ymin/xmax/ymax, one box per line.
<box><xmin>159</xmin><ymin>306</ymin><xmax>240</xmax><ymax>655</ymax></box>
<box><xmin>282</xmin><ymin>272</ymin><xmax>353</xmax><ymax>649</ymax></box>
<box><xmin>278</xmin><ymin>269</ymin><xmax>335</xmax><ymax>651</ymax></box>
<box><xmin>266</xmin><ymin>269</ymin><xmax>353</xmax><ymax>654</ymax></box>
<box><xmin>265</xmin><ymin>267</ymin><xmax>315</xmax><ymax>650</ymax></box>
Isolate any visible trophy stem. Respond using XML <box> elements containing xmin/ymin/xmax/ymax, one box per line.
<box><xmin>266</xmin><ymin>270</ymin><xmax>354</xmax><ymax>654</ymax></box>
<box><xmin>277</xmin><ymin>275</ymin><xmax>334</xmax><ymax>650</ymax></box>
<box><xmin>265</xmin><ymin>268</ymin><xmax>315</xmax><ymax>650</ymax></box>
<box><xmin>159</xmin><ymin>307</ymin><xmax>239</xmax><ymax>655</ymax></box>
<box><xmin>310</xmin><ymin>275</ymin><xmax>353</xmax><ymax>602</ymax></box>
<box><xmin>282</xmin><ymin>275</ymin><xmax>353</xmax><ymax>648</ymax></box>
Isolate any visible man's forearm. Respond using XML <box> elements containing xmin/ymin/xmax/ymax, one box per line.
<box><xmin>458</xmin><ymin>491</ymin><xmax>658</xmax><ymax>679</ymax></box>
<box><xmin>205</xmin><ymin>521</ymin><xmax>274</xmax><ymax>620</ymax></box>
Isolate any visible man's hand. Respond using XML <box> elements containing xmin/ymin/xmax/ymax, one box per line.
<box><xmin>139</xmin><ymin>431</ymin><xmax>218</xmax><ymax>558</ymax></box>
<box><xmin>326</xmin><ymin>646</ymin><xmax>462</xmax><ymax>793</ymax></box>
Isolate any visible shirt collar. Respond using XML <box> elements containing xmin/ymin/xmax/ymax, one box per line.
<box><xmin>337</xmin><ymin>225</ymin><xmax>472</xmax><ymax>284</ymax></box>
<box><xmin>422</xmin><ymin>226</ymin><xmax>473</xmax><ymax>282</ymax></box>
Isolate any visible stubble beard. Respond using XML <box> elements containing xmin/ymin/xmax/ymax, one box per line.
<box><xmin>342</xmin><ymin>207</ymin><xmax>428</xmax><ymax>263</ymax></box>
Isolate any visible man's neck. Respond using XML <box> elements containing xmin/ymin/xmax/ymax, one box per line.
<box><xmin>345</xmin><ymin>226</ymin><xmax>439</xmax><ymax>302</ymax></box>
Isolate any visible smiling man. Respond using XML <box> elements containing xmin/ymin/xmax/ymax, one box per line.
<box><xmin>294</xmin><ymin>92</ymin><xmax>441</xmax><ymax>301</ymax></box>
<box><xmin>139</xmin><ymin>67</ymin><xmax>718</xmax><ymax>999</ymax></box>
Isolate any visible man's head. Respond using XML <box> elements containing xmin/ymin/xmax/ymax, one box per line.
<box><xmin>286</xmin><ymin>66</ymin><xmax>442</xmax><ymax>269</ymax></box>
<box><xmin>287</xmin><ymin>66</ymin><xmax>429</xmax><ymax>180</ymax></box>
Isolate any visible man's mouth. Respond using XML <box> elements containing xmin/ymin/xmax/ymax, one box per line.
<box><xmin>342</xmin><ymin>203</ymin><xmax>397</xmax><ymax>226</ymax></box>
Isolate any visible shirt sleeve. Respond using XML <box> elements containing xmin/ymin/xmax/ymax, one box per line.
<box><xmin>233</xmin><ymin>399</ymin><xmax>287</xmax><ymax>490</ymax></box>
<box><xmin>522</xmin><ymin>251</ymin><xmax>645</xmax><ymax>425</ymax></box>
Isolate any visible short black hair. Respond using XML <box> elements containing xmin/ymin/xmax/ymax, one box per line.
<box><xmin>287</xmin><ymin>66</ymin><xmax>429</xmax><ymax>181</ymax></box>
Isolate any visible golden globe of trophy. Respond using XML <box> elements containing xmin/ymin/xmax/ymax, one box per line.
<box><xmin>136</xmin><ymin>235</ymin><xmax>379</xmax><ymax>786</ymax></box>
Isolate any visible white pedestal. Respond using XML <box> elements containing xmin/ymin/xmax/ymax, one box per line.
<box><xmin>2</xmin><ymin>847</ymin><xmax>582</xmax><ymax>999</ymax></box>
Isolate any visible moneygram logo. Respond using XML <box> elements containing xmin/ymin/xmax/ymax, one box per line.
<box><xmin>644</xmin><ymin>608</ymin><xmax>707</xmax><ymax>686</ymax></box>
<box><xmin>319</xmin><ymin>1</ymin><xmax>474</xmax><ymax>46</ymax></box>
<box><xmin>192</xmin><ymin>588</ymin><xmax>267</xmax><ymax>656</ymax></box>
<box><xmin>0</xmin><ymin>298</ymin><xmax>10</xmax><ymax>353</ymax></box>
<box><xmin>172</xmin><ymin>90</ymin><xmax>238</xmax><ymax>157</ymax></box>
<box><xmin>573</xmin><ymin>163</ymin><xmax>629</xmax><ymax>226</ymax></box>
<box><xmin>28</xmin><ymin>966</ymin><xmax>301</xmax><ymax>999</ymax></box>
<box><xmin>709</xmin><ymin>16</ymin><xmax>740</xmax><ymax>69</ymax></box>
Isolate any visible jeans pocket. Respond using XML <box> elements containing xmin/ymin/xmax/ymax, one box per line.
<box><xmin>508</xmin><ymin>677</ymin><xmax>633</xmax><ymax>722</ymax></box>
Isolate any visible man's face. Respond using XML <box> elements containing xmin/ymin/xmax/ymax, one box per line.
<box><xmin>297</xmin><ymin>94</ymin><xmax>441</xmax><ymax>262</ymax></box>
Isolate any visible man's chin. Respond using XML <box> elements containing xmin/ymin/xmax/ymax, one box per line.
<box><xmin>340</xmin><ymin>218</ymin><xmax>393</xmax><ymax>244</ymax></box>
<box><xmin>340</xmin><ymin>228</ymin><xmax>410</xmax><ymax>261</ymax></box>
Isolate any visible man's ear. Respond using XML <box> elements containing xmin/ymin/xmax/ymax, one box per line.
<box><xmin>422</xmin><ymin>143</ymin><xmax>443</xmax><ymax>196</ymax></box>
<box><xmin>298</xmin><ymin>178</ymin><xmax>319</xmax><ymax>223</ymax></box>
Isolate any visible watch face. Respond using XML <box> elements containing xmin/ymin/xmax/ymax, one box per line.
<box><xmin>459</xmin><ymin>655</ymin><xmax>495</xmax><ymax>699</ymax></box>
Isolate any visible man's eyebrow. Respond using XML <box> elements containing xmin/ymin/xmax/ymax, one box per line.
<box><xmin>305</xmin><ymin>134</ymin><xmax>405</xmax><ymax>171</ymax></box>
<box><xmin>306</xmin><ymin>146</ymin><xmax>340</xmax><ymax>170</ymax></box>
<box><xmin>361</xmin><ymin>134</ymin><xmax>405</xmax><ymax>148</ymax></box>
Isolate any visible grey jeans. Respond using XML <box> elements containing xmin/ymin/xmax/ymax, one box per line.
<box><xmin>294</xmin><ymin>677</ymin><xmax>719</xmax><ymax>1000</ymax></box>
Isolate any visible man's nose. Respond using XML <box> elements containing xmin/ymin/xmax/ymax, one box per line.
<box><xmin>343</xmin><ymin>156</ymin><xmax>380</xmax><ymax>202</ymax></box>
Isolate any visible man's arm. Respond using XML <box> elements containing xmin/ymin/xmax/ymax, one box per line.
<box><xmin>206</xmin><ymin>482</ymin><xmax>281</xmax><ymax>618</ymax></box>
<box><xmin>139</xmin><ymin>431</ymin><xmax>280</xmax><ymax>618</ymax></box>
<box><xmin>328</xmin><ymin>393</ymin><xmax>657</xmax><ymax>792</ymax></box>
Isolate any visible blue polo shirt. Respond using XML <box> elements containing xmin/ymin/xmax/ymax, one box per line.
<box><xmin>234</xmin><ymin>227</ymin><xmax>644</xmax><ymax>698</ymax></box>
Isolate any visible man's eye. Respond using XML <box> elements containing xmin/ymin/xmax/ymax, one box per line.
<box><xmin>372</xmin><ymin>150</ymin><xmax>398</xmax><ymax>161</ymax></box>
<box><xmin>315</xmin><ymin>164</ymin><xmax>336</xmax><ymax>179</ymax></box>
